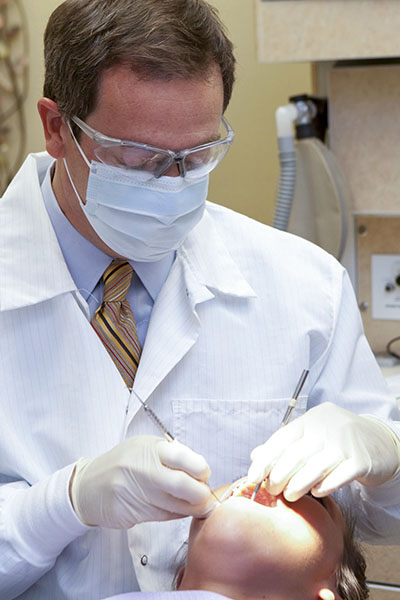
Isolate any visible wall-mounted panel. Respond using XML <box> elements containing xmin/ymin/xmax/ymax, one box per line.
<box><xmin>356</xmin><ymin>215</ymin><xmax>400</xmax><ymax>354</ymax></box>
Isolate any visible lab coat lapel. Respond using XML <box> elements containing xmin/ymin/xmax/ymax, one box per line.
<box><xmin>131</xmin><ymin>208</ymin><xmax>256</xmax><ymax>407</ymax></box>
<box><xmin>132</xmin><ymin>251</ymin><xmax>214</xmax><ymax>403</ymax></box>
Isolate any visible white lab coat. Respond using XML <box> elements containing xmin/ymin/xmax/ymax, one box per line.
<box><xmin>1</xmin><ymin>153</ymin><xmax>400</xmax><ymax>600</ymax></box>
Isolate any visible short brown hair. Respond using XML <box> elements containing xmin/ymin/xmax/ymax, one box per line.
<box><xmin>43</xmin><ymin>0</ymin><xmax>235</xmax><ymax>122</ymax></box>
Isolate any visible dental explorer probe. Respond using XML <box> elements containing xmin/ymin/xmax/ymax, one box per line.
<box><xmin>132</xmin><ymin>390</ymin><xmax>221</xmax><ymax>504</ymax></box>
<box><xmin>250</xmin><ymin>369</ymin><xmax>310</xmax><ymax>501</ymax></box>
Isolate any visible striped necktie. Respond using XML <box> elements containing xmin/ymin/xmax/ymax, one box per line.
<box><xmin>91</xmin><ymin>260</ymin><xmax>141</xmax><ymax>389</ymax></box>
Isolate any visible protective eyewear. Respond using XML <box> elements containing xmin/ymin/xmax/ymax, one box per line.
<box><xmin>70</xmin><ymin>115</ymin><xmax>234</xmax><ymax>180</ymax></box>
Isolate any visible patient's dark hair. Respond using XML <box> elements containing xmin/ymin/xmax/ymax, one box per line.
<box><xmin>335</xmin><ymin>507</ymin><xmax>369</xmax><ymax>600</ymax></box>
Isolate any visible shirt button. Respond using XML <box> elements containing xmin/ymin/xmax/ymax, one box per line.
<box><xmin>141</xmin><ymin>555</ymin><xmax>148</xmax><ymax>566</ymax></box>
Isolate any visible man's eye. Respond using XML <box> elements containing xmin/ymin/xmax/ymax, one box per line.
<box><xmin>120</xmin><ymin>149</ymin><xmax>159</xmax><ymax>169</ymax></box>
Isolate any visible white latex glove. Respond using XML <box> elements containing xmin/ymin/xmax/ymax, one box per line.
<box><xmin>70</xmin><ymin>435</ymin><xmax>216</xmax><ymax>528</ymax></box>
<box><xmin>248</xmin><ymin>402</ymin><xmax>400</xmax><ymax>502</ymax></box>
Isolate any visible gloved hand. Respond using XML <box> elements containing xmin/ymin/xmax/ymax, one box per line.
<box><xmin>248</xmin><ymin>402</ymin><xmax>400</xmax><ymax>502</ymax></box>
<box><xmin>69</xmin><ymin>435</ymin><xmax>216</xmax><ymax>528</ymax></box>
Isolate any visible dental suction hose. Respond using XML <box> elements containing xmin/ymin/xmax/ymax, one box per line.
<box><xmin>272</xmin><ymin>98</ymin><xmax>319</xmax><ymax>231</ymax></box>
<box><xmin>272</xmin><ymin>103</ymin><xmax>298</xmax><ymax>231</ymax></box>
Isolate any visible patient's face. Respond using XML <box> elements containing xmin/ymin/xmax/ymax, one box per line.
<box><xmin>179</xmin><ymin>479</ymin><xmax>345</xmax><ymax>600</ymax></box>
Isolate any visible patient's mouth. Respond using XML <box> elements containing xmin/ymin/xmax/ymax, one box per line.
<box><xmin>226</xmin><ymin>479</ymin><xmax>278</xmax><ymax>507</ymax></box>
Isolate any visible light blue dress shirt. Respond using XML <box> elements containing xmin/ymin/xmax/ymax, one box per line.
<box><xmin>40</xmin><ymin>163</ymin><xmax>175</xmax><ymax>346</ymax></box>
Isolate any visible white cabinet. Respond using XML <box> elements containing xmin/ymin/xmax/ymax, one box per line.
<box><xmin>256</xmin><ymin>0</ymin><xmax>400</xmax><ymax>62</ymax></box>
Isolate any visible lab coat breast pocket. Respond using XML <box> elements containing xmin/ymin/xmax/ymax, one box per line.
<box><xmin>172</xmin><ymin>395</ymin><xmax>308</xmax><ymax>488</ymax></box>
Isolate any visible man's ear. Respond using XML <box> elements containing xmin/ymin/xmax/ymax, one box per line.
<box><xmin>317</xmin><ymin>588</ymin><xmax>343</xmax><ymax>600</ymax></box>
<box><xmin>176</xmin><ymin>566</ymin><xmax>185</xmax><ymax>589</ymax></box>
<box><xmin>37</xmin><ymin>98</ymin><xmax>67</xmax><ymax>159</ymax></box>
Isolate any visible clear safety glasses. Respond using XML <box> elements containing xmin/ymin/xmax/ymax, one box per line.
<box><xmin>70</xmin><ymin>115</ymin><xmax>234</xmax><ymax>180</ymax></box>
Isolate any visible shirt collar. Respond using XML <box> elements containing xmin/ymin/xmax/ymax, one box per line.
<box><xmin>41</xmin><ymin>164</ymin><xmax>174</xmax><ymax>301</ymax></box>
<box><xmin>132</xmin><ymin>255</ymin><xmax>175</xmax><ymax>302</ymax></box>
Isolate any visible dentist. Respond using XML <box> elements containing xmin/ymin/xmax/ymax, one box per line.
<box><xmin>1</xmin><ymin>1</ymin><xmax>400</xmax><ymax>599</ymax></box>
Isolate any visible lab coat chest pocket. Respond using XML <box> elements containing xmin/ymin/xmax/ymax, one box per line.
<box><xmin>172</xmin><ymin>396</ymin><xmax>308</xmax><ymax>488</ymax></box>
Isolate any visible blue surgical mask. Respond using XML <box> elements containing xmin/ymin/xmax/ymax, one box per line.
<box><xmin>63</xmin><ymin>131</ymin><xmax>209</xmax><ymax>262</ymax></box>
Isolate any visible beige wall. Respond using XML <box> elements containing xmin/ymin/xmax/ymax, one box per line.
<box><xmin>22</xmin><ymin>0</ymin><xmax>62</xmax><ymax>156</ymax></box>
<box><xmin>207</xmin><ymin>1</ymin><xmax>312</xmax><ymax>224</ymax></box>
<box><xmin>23</xmin><ymin>0</ymin><xmax>311</xmax><ymax>225</ymax></box>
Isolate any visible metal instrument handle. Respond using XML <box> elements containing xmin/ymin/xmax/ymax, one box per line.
<box><xmin>251</xmin><ymin>369</ymin><xmax>309</xmax><ymax>501</ymax></box>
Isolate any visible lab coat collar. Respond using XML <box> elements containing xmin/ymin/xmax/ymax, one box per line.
<box><xmin>0</xmin><ymin>153</ymin><xmax>77</xmax><ymax>311</ymax></box>
<box><xmin>178</xmin><ymin>206</ymin><xmax>257</xmax><ymax>300</ymax></box>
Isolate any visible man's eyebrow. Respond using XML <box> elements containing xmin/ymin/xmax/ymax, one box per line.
<box><xmin>192</xmin><ymin>133</ymin><xmax>221</xmax><ymax>147</ymax></box>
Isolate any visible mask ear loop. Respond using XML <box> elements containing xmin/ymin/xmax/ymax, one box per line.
<box><xmin>63</xmin><ymin>157</ymin><xmax>84</xmax><ymax>207</ymax></box>
<box><xmin>67</xmin><ymin>120</ymin><xmax>91</xmax><ymax>168</ymax></box>
<box><xmin>63</xmin><ymin>120</ymin><xmax>92</xmax><ymax>207</ymax></box>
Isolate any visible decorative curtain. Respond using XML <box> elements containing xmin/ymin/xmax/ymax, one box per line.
<box><xmin>0</xmin><ymin>0</ymin><xmax>28</xmax><ymax>194</ymax></box>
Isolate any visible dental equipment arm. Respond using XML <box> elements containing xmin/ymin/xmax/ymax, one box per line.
<box><xmin>248</xmin><ymin>402</ymin><xmax>400</xmax><ymax>502</ymax></box>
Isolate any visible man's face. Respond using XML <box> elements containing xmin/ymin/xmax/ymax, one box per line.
<box><xmin>179</xmin><ymin>479</ymin><xmax>345</xmax><ymax>600</ymax></box>
<box><xmin>56</xmin><ymin>63</ymin><xmax>224</xmax><ymax>253</ymax></box>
